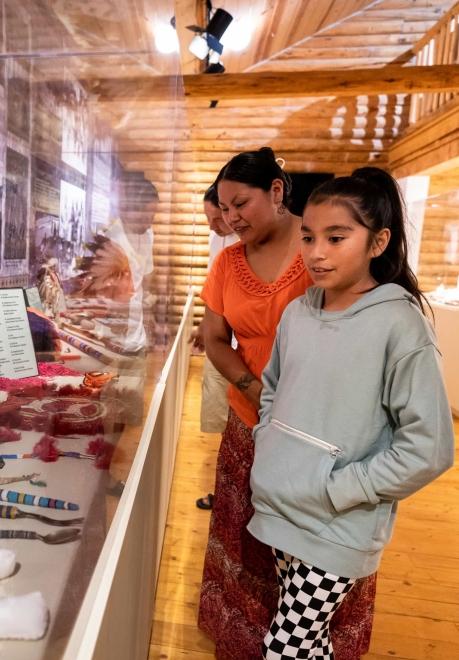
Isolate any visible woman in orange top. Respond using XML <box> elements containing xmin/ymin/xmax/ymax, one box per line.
<box><xmin>198</xmin><ymin>148</ymin><xmax>376</xmax><ymax>660</ymax></box>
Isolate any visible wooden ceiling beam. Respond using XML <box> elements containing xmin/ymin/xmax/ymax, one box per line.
<box><xmin>86</xmin><ymin>64</ymin><xmax>459</xmax><ymax>101</ymax></box>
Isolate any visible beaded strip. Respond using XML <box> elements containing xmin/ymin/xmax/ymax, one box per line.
<box><xmin>0</xmin><ymin>530</ymin><xmax>41</xmax><ymax>540</ymax></box>
<box><xmin>0</xmin><ymin>488</ymin><xmax>79</xmax><ymax>510</ymax></box>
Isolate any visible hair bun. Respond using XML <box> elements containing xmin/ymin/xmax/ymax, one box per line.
<box><xmin>258</xmin><ymin>147</ymin><xmax>286</xmax><ymax>171</ymax></box>
<box><xmin>258</xmin><ymin>146</ymin><xmax>276</xmax><ymax>160</ymax></box>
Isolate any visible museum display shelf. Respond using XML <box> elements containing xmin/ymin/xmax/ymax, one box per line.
<box><xmin>0</xmin><ymin>294</ymin><xmax>193</xmax><ymax>660</ymax></box>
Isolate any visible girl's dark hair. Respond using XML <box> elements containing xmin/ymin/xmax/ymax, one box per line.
<box><xmin>203</xmin><ymin>184</ymin><xmax>219</xmax><ymax>207</ymax></box>
<box><xmin>215</xmin><ymin>147</ymin><xmax>292</xmax><ymax>205</ymax></box>
<box><xmin>307</xmin><ymin>166</ymin><xmax>430</xmax><ymax>315</ymax></box>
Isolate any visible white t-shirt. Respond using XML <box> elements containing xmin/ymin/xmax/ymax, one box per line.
<box><xmin>208</xmin><ymin>230</ymin><xmax>238</xmax><ymax>349</ymax></box>
<box><xmin>208</xmin><ymin>231</ymin><xmax>239</xmax><ymax>269</ymax></box>
<box><xmin>106</xmin><ymin>218</ymin><xmax>154</xmax><ymax>352</ymax></box>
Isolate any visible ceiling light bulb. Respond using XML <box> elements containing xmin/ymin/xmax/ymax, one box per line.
<box><xmin>154</xmin><ymin>22</ymin><xmax>179</xmax><ymax>54</ymax></box>
<box><xmin>221</xmin><ymin>19</ymin><xmax>254</xmax><ymax>52</ymax></box>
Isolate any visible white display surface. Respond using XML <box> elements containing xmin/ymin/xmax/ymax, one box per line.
<box><xmin>0</xmin><ymin>293</ymin><xmax>193</xmax><ymax>659</ymax></box>
<box><xmin>0</xmin><ymin>434</ymin><xmax>105</xmax><ymax>659</ymax></box>
<box><xmin>431</xmin><ymin>301</ymin><xmax>459</xmax><ymax>416</ymax></box>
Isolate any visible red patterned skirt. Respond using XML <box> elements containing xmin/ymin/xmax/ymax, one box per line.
<box><xmin>198</xmin><ymin>409</ymin><xmax>376</xmax><ymax>660</ymax></box>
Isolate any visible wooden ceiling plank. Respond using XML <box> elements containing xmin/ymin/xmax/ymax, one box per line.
<box><xmin>322</xmin><ymin>21</ymin><xmax>428</xmax><ymax>35</ymax></box>
<box><xmin>251</xmin><ymin>0</ymin><xmax>311</xmax><ymax>68</ymax></box>
<box><xmin>279</xmin><ymin>46</ymin><xmax>408</xmax><ymax>59</ymax></box>
<box><xmin>256</xmin><ymin>58</ymin><xmax>395</xmax><ymax>71</ymax></box>
<box><xmin>264</xmin><ymin>0</ymin><xmax>335</xmax><ymax>63</ymax></box>
<box><xmin>361</xmin><ymin>8</ymin><xmax>446</xmax><ymax>21</ymax></box>
<box><xmin>381</xmin><ymin>0</ymin><xmax>448</xmax><ymax>9</ymax></box>
<box><xmin>245</xmin><ymin>0</ymin><xmax>386</xmax><ymax>72</ymax></box>
<box><xmin>303</xmin><ymin>34</ymin><xmax>419</xmax><ymax>47</ymax></box>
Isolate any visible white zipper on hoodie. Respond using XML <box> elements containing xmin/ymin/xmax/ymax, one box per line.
<box><xmin>271</xmin><ymin>418</ymin><xmax>342</xmax><ymax>458</ymax></box>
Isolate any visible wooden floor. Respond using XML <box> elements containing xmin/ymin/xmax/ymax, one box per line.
<box><xmin>149</xmin><ymin>356</ymin><xmax>459</xmax><ymax>659</ymax></box>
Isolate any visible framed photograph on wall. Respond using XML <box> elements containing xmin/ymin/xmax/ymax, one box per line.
<box><xmin>59</xmin><ymin>180</ymin><xmax>86</xmax><ymax>281</ymax></box>
<box><xmin>61</xmin><ymin>86</ymin><xmax>88</xmax><ymax>176</ymax></box>
<box><xmin>6</xmin><ymin>60</ymin><xmax>30</xmax><ymax>145</ymax></box>
<box><xmin>90</xmin><ymin>125</ymin><xmax>113</xmax><ymax>232</ymax></box>
<box><xmin>3</xmin><ymin>148</ymin><xmax>29</xmax><ymax>269</ymax></box>
<box><xmin>32</xmin><ymin>82</ymin><xmax>63</xmax><ymax>165</ymax></box>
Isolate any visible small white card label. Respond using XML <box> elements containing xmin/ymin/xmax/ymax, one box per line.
<box><xmin>0</xmin><ymin>288</ymin><xmax>38</xmax><ymax>378</ymax></box>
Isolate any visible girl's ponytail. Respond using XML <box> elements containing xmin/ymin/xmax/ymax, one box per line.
<box><xmin>351</xmin><ymin>167</ymin><xmax>429</xmax><ymax>314</ymax></box>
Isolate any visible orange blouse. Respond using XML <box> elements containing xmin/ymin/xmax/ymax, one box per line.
<box><xmin>201</xmin><ymin>242</ymin><xmax>312</xmax><ymax>428</ymax></box>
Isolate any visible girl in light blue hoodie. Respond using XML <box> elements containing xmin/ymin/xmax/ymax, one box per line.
<box><xmin>248</xmin><ymin>167</ymin><xmax>454</xmax><ymax>659</ymax></box>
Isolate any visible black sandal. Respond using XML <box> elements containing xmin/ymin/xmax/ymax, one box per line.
<box><xmin>196</xmin><ymin>493</ymin><xmax>214</xmax><ymax>510</ymax></box>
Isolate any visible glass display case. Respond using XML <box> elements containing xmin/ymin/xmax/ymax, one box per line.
<box><xmin>415</xmin><ymin>186</ymin><xmax>459</xmax><ymax>416</ymax></box>
<box><xmin>417</xmin><ymin>186</ymin><xmax>459</xmax><ymax>301</ymax></box>
<box><xmin>0</xmin><ymin>2</ymin><xmax>193</xmax><ymax>658</ymax></box>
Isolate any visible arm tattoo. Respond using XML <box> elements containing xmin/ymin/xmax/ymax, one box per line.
<box><xmin>234</xmin><ymin>373</ymin><xmax>256</xmax><ymax>391</ymax></box>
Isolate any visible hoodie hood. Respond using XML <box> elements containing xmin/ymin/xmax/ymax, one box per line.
<box><xmin>303</xmin><ymin>283</ymin><xmax>418</xmax><ymax>321</ymax></box>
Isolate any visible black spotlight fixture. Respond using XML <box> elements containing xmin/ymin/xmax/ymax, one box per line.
<box><xmin>187</xmin><ymin>6</ymin><xmax>233</xmax><ymax>62</ymax></box>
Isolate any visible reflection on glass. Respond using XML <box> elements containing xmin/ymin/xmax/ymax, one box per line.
<box><xmin>69</xmin><ymin>172</ymin><xmax>158</xmax><ymax>354</ymax></box>
<box><xmin>417</xmin><ymin>190</ymin><xmax>459</xmax><ymax>299</ymax></box>
<box><xmin>0</xmin><ymin>0</ymin><xmax>186</xmax><ymax>655</ymax></box>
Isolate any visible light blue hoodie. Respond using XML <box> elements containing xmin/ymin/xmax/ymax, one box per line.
<box><xmin>248</xmin><ymin>284</ymin><xmax>454</xmax><ymax>578</ymax></box>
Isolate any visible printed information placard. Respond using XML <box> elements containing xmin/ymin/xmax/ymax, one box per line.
<box><xmin>0</xmin><ymin>288</ymin><xmax>38</xmax><ymax>378</ymax></box>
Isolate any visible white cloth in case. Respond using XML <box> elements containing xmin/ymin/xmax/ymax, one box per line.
<box><xmin>0</xmin><ymin>591</ymin><xmax>49</xmax><ymax>640</ymax></box>
<box><xmin>0</xmin><ymin>549</ymin><xmax>15</xmax><ymax>580</ymax></box>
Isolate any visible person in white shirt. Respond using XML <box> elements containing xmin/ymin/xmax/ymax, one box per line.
<box><xmin>107</xmin><ymin>173</ymin><xmax>158</xmax><ymax>353</ymax></box>
<box><xmin>191</xmin><ymin>185</ymin><xmax>238</xmax><ymax>509</ymax></box>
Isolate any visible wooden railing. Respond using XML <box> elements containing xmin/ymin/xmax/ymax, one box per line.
<box><xmin>409</xmin><ymin>2</ymin><xmax>459</xmax><ymax>124</ymax></box>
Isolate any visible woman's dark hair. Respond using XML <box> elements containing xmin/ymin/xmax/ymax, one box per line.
<box><xmin>203</xmin><ymin>184</ymin><xmax>219</xmax><ymax>207</ymax></box>
<box><xmin>307</xmin><ymin>166</ymin><xmax>430</xmax><ymax>314</ymax></box>
<box><xmin>214</xmin><ymin>147</ymin><xmax>292</xmax><ymax>205</ymax></box>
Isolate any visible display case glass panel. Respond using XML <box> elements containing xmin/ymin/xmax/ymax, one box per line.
<box><xmin>417</xmin><ymin>187</ymin><xmax>459</xmax><ymax>305</ymax></box>
<box><xmin>0</xmin><ymin>2</ymin><xmax>192</xmax><ymax>657</ymax></box>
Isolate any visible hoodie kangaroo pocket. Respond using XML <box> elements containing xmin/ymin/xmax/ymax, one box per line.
<box><xmin>318</xmin><ymin>499</ymin><xmax>396</xmax><ymax>552</ymax></box>
<box><xmin>251</xmin><ymin>419</ymin><xmax>341</xmax><ymax>536</ymax></box>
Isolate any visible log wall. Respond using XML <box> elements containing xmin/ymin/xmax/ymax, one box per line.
<box><xmin>123</xmin><ymin>93</ymin><xmax>410</xmax><ymax>329</ymax></box>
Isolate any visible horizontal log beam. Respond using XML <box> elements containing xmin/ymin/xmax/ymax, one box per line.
<box><xmin>86</xmin><ymin>65</ymin><xmax>459</xmax><ymax>101</ymax></box>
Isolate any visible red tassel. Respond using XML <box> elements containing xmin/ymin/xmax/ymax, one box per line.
<box><xmin>0</xmin><ymin>426</ymin><xmax>21</xmax><ymax>443</ymax></box>
<box><xmin>86</xmin><ymin>437</ymin><xmax>114</xmax><ymax>469</ymax></box>
<box><xmin>33</xmin><ymin>434</ymin><xmax>60</xmax><ymax>462</ymax></box>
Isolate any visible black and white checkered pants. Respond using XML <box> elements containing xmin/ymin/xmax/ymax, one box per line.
<box><xmin>262</xmin><ymin>549</ymin><xmax>356</xmax><ymax>659</ymax></box>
